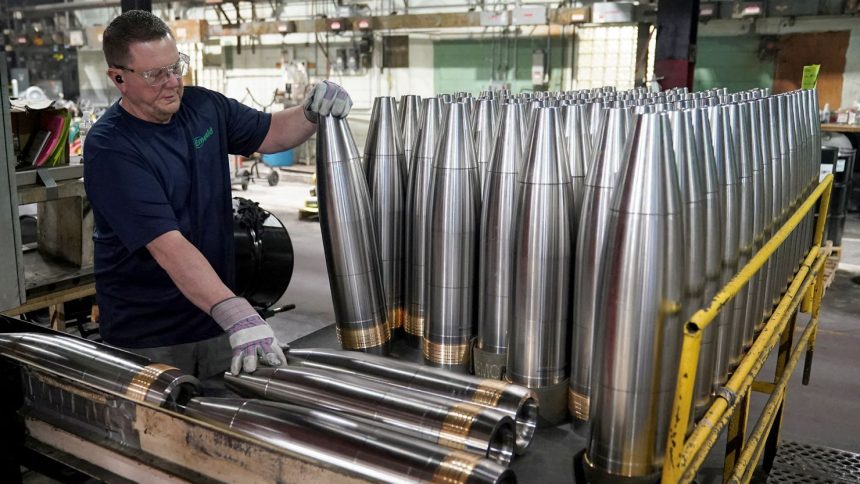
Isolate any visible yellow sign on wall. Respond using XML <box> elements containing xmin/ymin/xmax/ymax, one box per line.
<box><xmin>801</xmin><ymin>64</ymin><xmax>820</xmax><ymax>89</ymax></box>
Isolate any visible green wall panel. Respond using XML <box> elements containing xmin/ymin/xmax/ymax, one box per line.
<box><xmin>694</xmin><ymin>36</ymin><xmax>774</xmax><ymax>92</ymax></box>
<box><xmin>433</xmin><ymin>37</ymin><xmax>568</xmax><ymax>94</ymax></box>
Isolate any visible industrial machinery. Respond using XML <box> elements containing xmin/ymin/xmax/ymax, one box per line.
<box><xmin>232</xmin><ymin>197</ymin><xmax>294</xmax><ymax>312</ymax></box>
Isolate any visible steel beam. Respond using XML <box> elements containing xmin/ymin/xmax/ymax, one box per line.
<box><xmin>655</xmin><ymin>0</ymin><xmax>699</xmax><ymax>89</ymax></box>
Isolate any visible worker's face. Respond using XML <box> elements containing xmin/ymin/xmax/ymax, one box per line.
<box><xmin>108</xmin><ymin>36</ymin><xmax>184</xmax><ymax>124</ymax></box>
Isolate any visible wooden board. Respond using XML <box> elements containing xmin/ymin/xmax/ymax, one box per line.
<box><xmin>773</xmin><ymin>31</ymin><xmax>850</xmax><ymax>109</ymax></box>
<box><xmin>822</xmin><ymin>123</ymin><xmax>860</xmax><ymax>133</ymax></box>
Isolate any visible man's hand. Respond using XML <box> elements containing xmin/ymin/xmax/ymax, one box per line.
<box><xmin>303</xmin><ymin>80</ymin><xmax>352</xmax><ymax>123</ymax></box>
<box><xmin>211</xmin><ymin>297</ymin><xmax>287</xmax><ymax>375</ymax></box>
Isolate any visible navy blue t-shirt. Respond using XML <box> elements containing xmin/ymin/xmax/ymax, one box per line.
<box><xmin>83</xmin><ymin>86</ymin><xmax>272</xmax><ymax>348</ymax></box>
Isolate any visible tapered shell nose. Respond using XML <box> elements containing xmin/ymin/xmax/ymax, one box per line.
<box><xmin>398</xmin><ymin>94</ymin><xmax>422</xmax><ymax>172</ymax></box>
<box><xmin>365</xmin><ymin>96</ymin><xmax>405</xmax><ymax>169</ymax></box>
<box><xmin>317</xmin><ymin>112</ymin><xmax>362</xmax><ymax>166</ymax></box>
<box><xmin>435</xmin><ymin>101</ymin><xmax>478</xmax><ymax>170</ymax></box>
<box><xmin>473</xmin><ymin>97</ymin><xmax>498</xmax><ymax>193</ymax></box>
<box><xmin>521</xmin><ymin>106</ymin><xmax>570</xmax><ymax>185</ymax></box>
<box><xmin>491</xmin><ymin>100</ymin><xmax>526</xmax><ymax>175</ymax></box>
<box><xmin>587</xmin><ymin>107</ymin><xmax>631</xmax><ymax>188</ymax></box>
<box><xmin>614</xmin><ymin>111</ymin><xmax>681</xmax><ymax>216</ymax></box>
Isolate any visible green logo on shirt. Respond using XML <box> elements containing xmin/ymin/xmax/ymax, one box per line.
<box><xmin>193</xmin><ymin>126</ymin><xmax>215</xmax><ymax>149</ymax></box>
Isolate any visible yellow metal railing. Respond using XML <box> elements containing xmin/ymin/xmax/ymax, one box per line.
<box><xmin>661</xmin><ymin>174</ymin><xmax>834</xmax><ymax>484</ymax></box>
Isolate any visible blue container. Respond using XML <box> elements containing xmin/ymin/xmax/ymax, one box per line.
<box><xmin>262</xmin><ymin>149</ymin><xmax>294</xmax><ymax>167</ymax></box>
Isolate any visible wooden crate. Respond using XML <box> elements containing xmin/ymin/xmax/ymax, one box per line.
<box><xmin>823</xmin><ymin>242</ymin><xmax>842</xmax><ymax>289</ymax></box>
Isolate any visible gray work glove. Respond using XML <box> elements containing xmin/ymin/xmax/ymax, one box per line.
<box><xmin>211</xmin><ymin>297</ymin><xmax>287</xmax><ymax>375</ymax></box>
<box><xmin>303</xmin><ymin>80</ymin><xmax>352</xmax><ymax>123</ymax></box>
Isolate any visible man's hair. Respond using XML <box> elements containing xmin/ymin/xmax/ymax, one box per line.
<box><xmin>103</xmin><ymin>10</ymin><xmax>172</xmax><ymax>68</ymax></box>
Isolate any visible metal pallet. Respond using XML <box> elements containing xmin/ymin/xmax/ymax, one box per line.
<box><xmin>769</xmin><ymin>441</ymin><xmax>860</xmax><ymax>483</ymax></box>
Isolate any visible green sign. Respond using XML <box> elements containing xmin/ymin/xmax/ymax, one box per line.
<box><xmin>801</xmin><ymin>64</ymin><xmax>820</xmax><ymax>89</ymax></box>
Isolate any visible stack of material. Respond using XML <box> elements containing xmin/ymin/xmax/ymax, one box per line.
<box><xmin>313</xmin><ymin>85</ymin><xmax>820</xmax><ymax>480</ymax></box>
<box><xmin>212</xmin><ymin>347</ymin><xmax>541</xmax><ymax>480</ymax></box>
<box><xmin>0</xmin><ymin>332</ymin><xmax>520</xmax><ymax>483</ymax></box>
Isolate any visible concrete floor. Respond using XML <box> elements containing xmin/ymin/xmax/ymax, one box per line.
<box><xmin>254</xmin><ymin>176</ymin><xmax>860</xmax><ymax>459</ymax></box>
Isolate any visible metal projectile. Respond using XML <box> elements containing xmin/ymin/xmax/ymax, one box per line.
<box><xmin>185</xmin><ymin>398</ymin><xmax>516</xmax><ymax>484</ymax></box>
<box><xmin>562</xmin><ymin>102</ymin><xmax>592</xmax><ymax>221</ymax></box>
<box><xmin>726</xmin><ymin>102</ymin><xmax>754</xmax><ymax>368</ymax></box>
<box><xmin>569</xmin><ymin>107</ymin><xmax>630</xmax><ymax>433</ymax></box>
<box><xmin>405</xmin><ymin>98</ymin><xmax>443</xmax><ymax>347</ymax></box>
<box><xmin>424</xmin><ymin>101</ymin><xmax>481</xmax><ymax>372</ymax></box>
<box><xmin>0</xmin><ymin>332</ymin><xmax>199</xmax><ymax>410</ymax></box>
<box><xmin>224</xmin><ymin>368</ymin><xmax>516</xmax><ymax>465</ymax></box>
<box><xmin>587</xmin><ymin>102</ymin><xmax>606</xmax><ymax>146</ymax></box>
<box><xmin>782</xmin><ymin>95</ymin><xmax>801</xmax><ymax>285</ymax></box>
<box><xmin>708</xmin><ymin>104</ymin><xmax>740</xmax><ymax>386</ymax></box>
<box><xmin>586</xmin><ymin>111</ymin><xmax>685</xmax><ymax>479</ymax></box>
<box><xmin>317</xmin><ymin>115</ymin><xmax>391</xmax><ymax>353</ymax></box>
<box><xmin>474</xmin><ymin>98</ymin><xmax>499</xmax><ymax>194</ymax></box>
<box><xmin>737</xmin><ymin>101</ymin><xmax>766</xmax><ymax>352</ymax></box>
<box><xmin>285</xmin><ymin>347</ymin><xmax>538</xmax><ymax>454</ymax></box>
<box><xmin>690</xmin><ymin>106</ymin><xmax>723</xmax><ymax>418</ymax></box>
<box><xmin>749</xmin><ymin>99</ymin><xmax>774</xmax><ymax>336</ymax></box>
<box><xmin>365</xmin><ymin>96</ymin><xmax>407</xmax><ymax>334</ymax></box>
<box><xmin>399</xmin><ymin>94</ymin><xmax>422</xmax><ymax>174</ymax></box>
<box><xmin>507</xmin><ymin>106</ymin><xmax>574</xmax><ymax>426</ymax></box>
<box><xmin>765</xmin><ymin>95</ymin><xmax>785</xmax><ymax>312</ymax></box>
<box><xmin>476</xmin><ymin>100</ymin><xmax>525</xmax><ymax>379</ymax></box>
<box><xmin>668</xmin><ymin>108</ymin><xmax>709</xmax><ymax>417</ymax></box>
<box><xmin>526</xmin><ymin>99</ymin><xmax>542</xmax><ymax>135</ymax></box>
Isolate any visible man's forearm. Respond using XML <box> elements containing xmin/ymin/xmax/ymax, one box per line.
<box><xmin>146</xmin><ymin>230</ymin><xmax>234</xmax><ymax>313</ymax></box>
<box><xmin>257</xmin><ymin>105</ymin><xmax>316</xmax><ymax>154</ymax></box>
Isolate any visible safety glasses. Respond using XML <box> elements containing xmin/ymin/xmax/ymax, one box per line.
<box><xmin>115</xmin><ymin>53</ymin><xmax>190</xmax><ymax>87</ymax></box>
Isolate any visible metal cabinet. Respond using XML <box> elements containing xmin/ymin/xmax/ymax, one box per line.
<box><xmin>0</xmin><ymin>53</ymin><xmax>26</xmax><ymax>312</ymax></box>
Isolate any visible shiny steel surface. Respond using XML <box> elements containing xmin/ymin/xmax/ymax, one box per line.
<box><xmin>738</xmin><ymin>101</ymin><xmax>766</xmax><ymax>351</ymax></box>
<box><xmin>425</xmin><ymin>101</ymin><xmax>481</xmax><ymax>371</ymax></box>
<box><xmin>0</xmin><ymin>332</ymin><xmax>199</xmax><ymax>409</ymax></box>
<box><xmin>690</xmin><ymin>107</ymin><xmax>723</xmax><ymax>417</ymax></box>
<box><xmin>586</xmin><ymin>112</ymin><xmax>685</xmax><ymax>478</ymax></box>
<box><xmin>751</xmin><ymin>99</ymin><xmax>775</xmax><ymax>333</ymax></box>
<box><xmin>783</xmin><ymin>96</ymin><xmax>801</xmax><ymax>290</ymax></box>
<box><xmin>366</xmin><ymin>97</ymin><xmax>407</xmax><ymax>333</ymax></box>
<box><xmin>507</xmin><ymin>106</ymin><xmax>574</xmax><ymax>424</ymax></box>
<box><xmin>773</xmin><ymin>96</ymin><xmax>791</xmax><ymax>296</ymax></box>
<box><xmin>285</xmin><ymin>347</ymin><xmax>538</xmax><ymax>453</ymax></box>
<box><xmin>405</xmin><ymin>98</ymin><xmax>442</xmax><ymax>344</ymax></box>
<box><xmin>474</xmin><ymin>98</ymin><xmax>499</xmax><ymax>194</ymax></box>
<box><xmin>765</xmin><ymin>95</ymin><xmax>785</xmax><ymax>311</ymax></box>
<box><xmin>562</xmin><ymin>103</ymin><xmax>591</xmax><ymax>222</ymax></box>
<box><xmin>478</xmin><ymin>101</ymin><xmax>525</xmax><ymax>359</ymax></box>
<box><xmin>587</xmin><ymin>102</ymin><xmax>605</xmax><ymax>146</ymax></box>
<box><xmin>399</xmin><ymin>94</ymin><xmax>422</xmax><ymax>174</ymax></box>
<box><xmin>224</xmin><ymin>368</ymin><xmax>516</xmax><ymax>465</ymax></box>
<box><xmin>186</xmin><ymin>398</ymin><xmax>515</xmax><ymax>484</ymax></box>
<box><xmin>317</xmin><ymin>115</ymin><xmax>391</xmax><ymax>353</ymax></box>
<box><xmin>569</xmin><ymin>107</ymin><xmax>629</xmax><ymax>430</ymax></box>
<box><xmin>708</xmin><ymin>105</ymin><xmax>740</xmax><ymax>387</ymax></box>
<box><xmin>727</xmin><ymin>102</ymin><xmax>754</xmax><ymax>369</ymax></box>
<box><xmin>668</xmin><ymin>109</ymin><xmax>709</xmax><ymax>418</ymax></box>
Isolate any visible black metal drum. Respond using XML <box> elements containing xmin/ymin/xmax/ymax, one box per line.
<box><xmin>233</xmin><ymin>198</ymin><xmax>294</xmax><ymax>310</ymax></box>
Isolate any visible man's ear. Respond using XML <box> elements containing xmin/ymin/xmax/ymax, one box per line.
<box><xmin>108</xmin><ymin>68</ymin><xmax>126</xmax><ymax>91</ymax></box>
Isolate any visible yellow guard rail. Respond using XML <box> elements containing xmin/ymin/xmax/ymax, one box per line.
<box><xmin>661</xmin><ymin>174</ymin><xmax>834</xmax><ymax>484</ymax></box>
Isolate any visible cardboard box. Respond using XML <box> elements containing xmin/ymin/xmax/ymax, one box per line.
<box><xmin>85</xmin><ymin>26</ymin><xmax>105</xmax><ymax>47</ymax></box>
<box><xmin>170</xmin><ymin>20</ymin><xmax>209</xmax><ymax>43</ymax></box>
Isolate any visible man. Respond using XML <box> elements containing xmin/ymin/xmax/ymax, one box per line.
<box><xmin>83</xmin><ymin>10</ymin><xmax>351</xmax><ymax>380</ymax></box>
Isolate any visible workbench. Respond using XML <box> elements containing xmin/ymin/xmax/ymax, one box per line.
<box><xmin>821</xmin><ymin>123</ymin><xmax>860</xmax><ymax>133</ymax></box>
